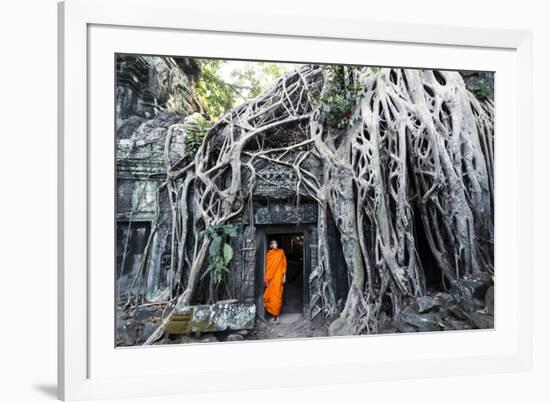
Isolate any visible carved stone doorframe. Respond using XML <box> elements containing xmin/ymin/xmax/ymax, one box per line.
<box><xmin>254</xmin><ymin>224</ymin><xmax>315</xmax><ymax>320</ymax></box>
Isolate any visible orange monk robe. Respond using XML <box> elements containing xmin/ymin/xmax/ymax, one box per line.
<box><xmin>263</xmin><ymin>248</ymin><xmax>287</xmax><ymax>317</ymax></box>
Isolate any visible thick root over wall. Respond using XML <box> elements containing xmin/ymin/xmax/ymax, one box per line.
<box><xmin>137</xmin><ymin>65</ymin><xmax>493</xmax><ymax>343</ymax></box>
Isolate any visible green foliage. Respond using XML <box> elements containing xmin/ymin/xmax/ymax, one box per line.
<box><xmin>260</xmin><ymin>63</ymin><xmax>285</xmax><ymax>80</ymax></box>
<box><xmin>472</xmin><ymin>81</ymin><xmax>494</xmax><ymax>100</ymax></box>
<box><xmin>230</xmin><ymin>65</ymin><xmax>262</xmax><ymax>98</ymax></box>
<box><xmin>319</xmin><ymin>66</ymin><xmax>362</xmax><ymax>129</ymax></box>
<box><xmin>230</xmin><ymin>62</ymin><xmax>285</xmax><ymax>98</ymax></box>
<box><xmin>200</xmin><ymin>223</ymin><xmax>238</xmax><ymax>284</ymax></box>
<box><xmin>319</xmin><ymin>92</ymin><xmax>357</xmax><ymax>129</ymax></box>
<box><xmin>196</xmin><ymin>60</ymin><xmax>235</xmax><ymax>120</ymax></box>
<box><xmin>196</xmin><ymin>59</ymin><xmax>288</xmax><ymax>120</ymax></box>
<box><xmin>183</xmin><ymin>114</ymin><xmax>210</xmax><ymax>154</ymax></box>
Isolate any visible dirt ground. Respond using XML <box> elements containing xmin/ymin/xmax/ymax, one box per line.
<box><xmin>250</xmin><ymin>313</ymin><xmax>328</xmax><ymax>341</ymax></box>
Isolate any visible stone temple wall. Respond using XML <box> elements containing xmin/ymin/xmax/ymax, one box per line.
<box><xmin>115</xmin><ymin>55</ymin><xmax>204</xmax><ymax>302</ymax></box>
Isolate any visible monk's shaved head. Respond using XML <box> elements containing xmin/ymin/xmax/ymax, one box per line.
<box><xmin>269</xmin><ymin>240</ymin><xmax>278</xmax><ymax>249</ymax></box>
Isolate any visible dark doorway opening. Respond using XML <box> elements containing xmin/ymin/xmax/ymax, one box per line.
<box><xmin>266</xmin><ymin>233</ymin><xmax>304</xmax><ymax>315</ymax></box>
<box><xmin>116</xmin><ymin>221</ymin><xmax>151</xmax><ymax>299</ymax></box>
<box><xmin>255</xmin><ymin>224</ymin><xmax>313</xmax><ymax>320</ymax></box>
<box><xmin>413</xmin><ymin>210</ymin><xmax>447</xmax><ymax>290</ymax></box>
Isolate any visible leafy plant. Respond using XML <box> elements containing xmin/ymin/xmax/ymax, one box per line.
<box><xmin>196</xmin><ymin>60</ymin><xmax>288</xmax><ymax>120</ymax></box>
<box><xmin>473</xmin><ymin>81</ymin><xmax>494</xmax><ymax>100</ymax></box>
<box><xmin>183</xmin><ymin>114</ymin><xmax>210</xmax><ymax>154</ymax></box>
<box><xmin>200</xmin><ymin>223</ymin><xmax>238</xmax><ymax>284</ymax></box>
<box><xmin>196</xmin><ymin>60</ymin><xmax>235</xmax><ymax>120</ymax></box>
<box><xmin>319</xmin><ymin>66</ymin><xmax>362</xmax><ymax>129</ymax></box>
<box><xmin>319</xmin><ymin>92</ymin><xmax>357</xmax><ymax>129</ymax></box>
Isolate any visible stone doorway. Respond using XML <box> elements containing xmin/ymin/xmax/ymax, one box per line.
<box><xmin>255</xmin><ymin>224</ymin><xmax>313</xmax><ymax>321</ymax></box>
<box><xmin>266</xmin><ymin>232</ymin><xmax>304</xmax><ymax>315</ymax></box>
<box><xmin>116</xmin><ymin>221</ymin><xmax>151</xmax><ymax>298</ymax></box>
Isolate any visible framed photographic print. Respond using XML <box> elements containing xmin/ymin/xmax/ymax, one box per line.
<box><xmin>58</xmin><ymin>0</ymin><xmax>533</xmax><ymax>400</ymax></box>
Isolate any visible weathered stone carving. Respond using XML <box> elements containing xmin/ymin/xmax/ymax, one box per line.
<box><xmin>253</xmin><ymin>202</ymin><xmax>318</xmax><ymax>225</ymax></box>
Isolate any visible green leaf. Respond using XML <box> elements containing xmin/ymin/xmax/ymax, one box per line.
<box><xmin>222</xmin><ymin>224</ymin><xmax>238</xmax><ymax>237</ymax></box>
<box><xmin>222</xmin><ymin>243</ymin><xmax>234</xmax><ymax>264</ymax></box>
<box><xmin>209</xmin><ymin>236</ymin><xmax>222</xmax><ymax>257</ymax></box>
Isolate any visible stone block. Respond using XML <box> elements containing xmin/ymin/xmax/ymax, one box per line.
<box><xmin>416</xmin><ymin>295</ymin><xmax>440</xmax><ymax>313</ymax></box>
<box><xmin>470</xmin><ymin>312</ymin><xmax>494</xmax><ymax>329</ymax></box>
<box><xmin>166</xmin><ymin>303</ymin><xmax>256</xmax><ymax>335</ymax></box>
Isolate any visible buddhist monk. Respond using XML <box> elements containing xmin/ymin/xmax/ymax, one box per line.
<box><xmin>264</xmin><ymin>240</ymin><xmax>287</xmax><ymax>322</ymax></box>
